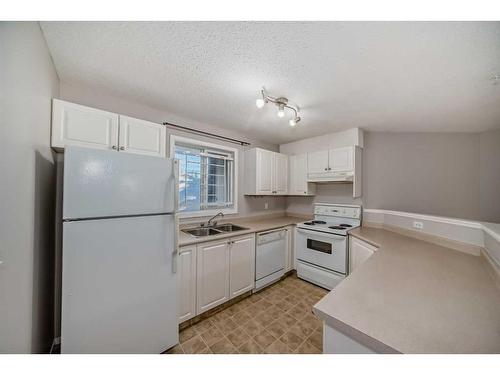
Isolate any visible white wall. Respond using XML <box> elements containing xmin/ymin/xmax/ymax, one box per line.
<box><xmin>59</xmin><ymin>82</ymin><xmax>287</xmax><ymax>220</ymax></box>
<box><xmin>0</xmin><ymin>22</ymin><xmax>60</xmax><ymax>353</ymax></box>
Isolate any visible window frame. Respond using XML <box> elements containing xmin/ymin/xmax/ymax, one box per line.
<box><xmin>169</xmin><ymin>134</ymin><xmax>238</xmax><ymax>218</ymax></box>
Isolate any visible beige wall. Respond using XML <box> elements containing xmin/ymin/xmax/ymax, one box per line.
<box><xmin>59</xmin><ymin>82</ymin><xmax>287</xmax><ymax>220</ymax></box>
<box><xmin>362</xmin><ymin>132</ymin><xmax>481</xmax><ymax>220</ymax></box>
<box><xmin>285</xmin><ymin>130</ymin><xmax>500</xmax><ymax>223</ymax></box>
<box><xmin>479</xmin><ymin>129</ymin><xmax>500</xmax><ymax>223</ymax></box>
<box><xmin>0</xmin><ymin>22</ymin><xmax>60</xmax><ymax>353</ymax></box>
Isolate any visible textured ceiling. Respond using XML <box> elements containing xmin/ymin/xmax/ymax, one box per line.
<box><xmin>40</xmin><ymin>21</ymin><xmax>500</xmax><ymax>144</ymax></box>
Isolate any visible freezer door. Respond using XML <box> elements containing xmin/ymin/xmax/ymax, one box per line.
<box><xmin>61</xmin><ymin>214</ymin><xmax>178</xmax><ymax>353</ymax></box>
<box><xmin>63</xmin><ymin>146</ymin><xmax>175</xmax><ymax>220</ymax></box>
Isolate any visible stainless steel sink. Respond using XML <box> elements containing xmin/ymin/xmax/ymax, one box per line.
<box><xmin>182</xmin><ymin>223</ymin><xmax>248</xmax><ymax>237</ymax></box>
<box><xmin>214</xmin><ymin>224</ymin><xmax>248</xmax><ymax>232</ymax></box>
<box><xmin>182</xmin><ymin>227</ymin><xmax>222</xmax><ymax>237</ymax></box>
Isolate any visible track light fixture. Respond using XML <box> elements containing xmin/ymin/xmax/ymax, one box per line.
<box><xmin>255</xmin><ymin>87</ymin><xmax>301</xmax><ymax>126</ymax></box>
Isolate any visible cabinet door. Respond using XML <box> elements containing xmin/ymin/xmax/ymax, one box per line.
<box><xmin>307</xmin><ymin>150</ymin><xmax>329</xmax><ymax>174</ymax></box>
<box><xmin>284</xmin><ymin>227</ymin><xmax>293</xmax><ymax>272</ymax></box>
<box><xmin>179</xmin><ymin>246</ymin><xmax>196</xmax><ymax>323</ymax></box>
<box><xmin>51</xmin><ymin>99</ymin><xmax>119</xmax><ymax>150</ymax></box>
<box><xmin>290</xmin><ymin>154</ymin><xmax>311</xmax><ymax>195</ymax></box>
<box><xmin>256</xmin><ymin>149</ymin><xmax>274</xmax><ymax>194</ymax></box>
<box><xmin>329</xmin><ymin>147</ymin><xmax>354</xmax><ymax>172</ymax></box>
<box><xmin>118</xmin><ymin>115</ymin><xmax>166</xmax><ymax>157</ymax></box>
<box><xmin>196</xmin><ymin>240</ymin><xmax>230</xmax><ymax>314</ymax></box>
<box><xmin>229</xmin><ymin>235</ymin><xmax>255</xmax><ymax>298</ymax></box>
<box><xmin>274</xmin><ymin>153</ymin><xmax>288</xmax><ymax>195</ymax></box>
<box><xmin>349</xmin><ymin>237</ymin><xmax>377</xmax><ymax>273</ymax></box>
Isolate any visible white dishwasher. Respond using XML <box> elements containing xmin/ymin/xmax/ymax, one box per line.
<box><xmin>255</xmin><ymin>228</ymin><xmax>287</xmax><ymax>290</ymax></box>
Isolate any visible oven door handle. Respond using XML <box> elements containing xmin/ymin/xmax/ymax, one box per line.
<box><xmin>297</xmin><ymin>228</ymin><xmax>346</xmax><ymax>239</ymax></box>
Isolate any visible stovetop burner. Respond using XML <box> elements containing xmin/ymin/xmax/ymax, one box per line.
<box><xmin>312</xmin><ymin>220</ymin><xmax>326</xmax><ymax>224</ymax></box>
<box><xmin>339</xmin><ymin>224</ymin><xmax>352</xmax><ymax>227</ymax></box>
<box><xmin>328</xmin><ymin>226</ymin><xmax>346</xmax><ymax>230</ymax></box>
<box><xmin>303</xmin><ymin>220</ymin><xmax>327</xmax><ymax>226</ymax></box>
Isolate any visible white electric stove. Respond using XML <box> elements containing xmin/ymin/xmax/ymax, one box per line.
<box><xmin>296</xmin><ymin>203</ymin><xmax>362</xmax><ymax>290</ymax></box>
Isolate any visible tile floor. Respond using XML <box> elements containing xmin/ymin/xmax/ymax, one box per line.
<box><xmin>166</xmin><ymin>274</ymin><xmax>328</xmax><ymax>354</ymax></box>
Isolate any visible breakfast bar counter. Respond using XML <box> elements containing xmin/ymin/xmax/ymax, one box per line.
<box><xmin>313</xmin><ymin>226</ymin><xmax>500</xmax><ymax>353</ymax></box>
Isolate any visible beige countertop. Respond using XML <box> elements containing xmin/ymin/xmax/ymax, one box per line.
<box><xmin>178</xmin><ymin>215</ymin><xmax>308</xmax><ymax>247</ymax></box>
<box><xmin>313</xmin><ymin>226</ymin><xmax>500</xmax><ymax>354</ymax></box>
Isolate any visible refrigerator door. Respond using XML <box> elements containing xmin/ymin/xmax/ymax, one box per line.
<box><xmin>63</xmin><ymin>146</ymin><xmax>175</xmax><ymax>220</ymax></box>
<box><xmin>61</xmin><ymin>214</ymin><xmax>178</xmax><ymax>353</ymax></box>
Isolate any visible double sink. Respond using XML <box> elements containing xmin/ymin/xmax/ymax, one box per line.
<box><xmin>182</xmin><ymin>223</ymin><xmax>248</xmax><ymax>237</ymax></box>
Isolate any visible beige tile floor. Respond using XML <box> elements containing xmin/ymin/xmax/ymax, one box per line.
<box><xmin>166</xmin><ymin>274</ymin><xmax>328</xmax><ymax>354</ymax></box>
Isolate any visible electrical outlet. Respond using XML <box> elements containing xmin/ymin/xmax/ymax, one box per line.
<box><xmin>413</xmin><ymin>221</ymin><xmax>423</xmax><ymax>230</ymax></box>
<box><xmin>264</xmin><ymin>202</ymin><xmax>269</xmax><ymax>210</ymax></box>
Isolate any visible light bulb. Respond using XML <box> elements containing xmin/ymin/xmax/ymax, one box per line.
<box><xmin>256</xmin><ymin>98</ymin><xmax>265</xmax><ymax>108</ymax></box>
<box><xmin>277</xmin><ymin>109</ymin><xmax>285</xmax><ymax>118</ymax></box>
<box><xmin>289</xmin><ymin>119</ymin><xmax>297</xmax><ymax>127</ymax></box>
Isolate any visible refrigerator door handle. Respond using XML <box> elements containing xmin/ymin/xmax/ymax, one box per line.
<box><xmin>172</xmin><ymin>159</ymin><xmax>180</xmax><ymax>273</ymax></box>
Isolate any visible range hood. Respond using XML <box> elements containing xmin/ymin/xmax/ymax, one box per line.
<box><xmin>307</xmin><ymin>171</ymin><xmax>354</xmax><ymax>183</ymax></box>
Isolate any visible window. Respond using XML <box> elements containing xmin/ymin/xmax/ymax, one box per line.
<box><xmin>170</xmin><ymin>135</ymin><xmax>238</xmax><ymax>217</ymax></box>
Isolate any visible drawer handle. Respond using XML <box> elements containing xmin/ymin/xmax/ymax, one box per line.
<box><xmin>111</xmin><ymin>145</ymin><xmax>117</xmax><ymax>150</ymax></box>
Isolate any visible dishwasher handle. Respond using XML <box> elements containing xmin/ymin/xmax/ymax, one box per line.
<box><xmin>257</xmin><ymin>228</ymin><xmax>287</xmax><ymax>245</ymax></box>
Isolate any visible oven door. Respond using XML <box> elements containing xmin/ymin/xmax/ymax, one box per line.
<box><xmin>296</xmin><ymin>228</ymin><xmax>347</xmax><ymax>274</ymax></box>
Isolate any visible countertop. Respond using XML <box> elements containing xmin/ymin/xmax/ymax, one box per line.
<box><xmin>178</xmin><ymin>215</ymin><xmax>308</xmax><ymax>247</ymax></box>
<box><xmin>313</xmin><ymin>226</ymin><xmax>500</xmax><ymax>353</ymax></box>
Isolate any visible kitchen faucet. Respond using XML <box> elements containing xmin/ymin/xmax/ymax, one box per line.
<box><xmin>203</xmin><ymin>212</ymin><xmax>224</xmax><ymax>227</ymax></box>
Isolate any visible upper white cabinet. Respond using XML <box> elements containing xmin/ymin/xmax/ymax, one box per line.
<box><xmin>349</xmin><ymin>237</ymin><xmax>377</xmax><ymax>273</ymax></box>
<box><xmin>178</xmin><ymin>245</ymin><xmax>196</xmax><ymax>323</ymax></box>
<box><xmin>255</xmin><ymin>148</ymin><xmax>274</xmax><ymax>195</ymax></box>
<box><xmin>52</xmin><ymin>99</ymin><xmax>119</xmax><ymax>151</ymax></box>
<box><xmin>118</xmin><ymin>115</ymin><xmax>166</xmax><ymax>157</ymax></box>
<box><xmin>244</xmin><ymin>148</ymin><xmax>288</xmax><ymax>195</ymax></box>
<box><xmin>308</xmin><ymin>146</ymin><xmax>354</xmax><ymax>179</ymax></box>
<box><xmin>306</xmin><ymin>150</ymin><xmax>329</xmax><ymax>175</ymax></box>
<box><xmin>228</xmin><ymin>235</ymin><xmax>255</xmax><ymax>299</ymax></box>
<box><xmin>274</xmin><ymin>153</ymin><xmax>288</xmax><ymax>195</ymax></box>
<box><xmin>289</xmin><ymin>154</ymin><xmax>316</xmax><ymax>196</ymax></box>
<box><xmin>306</xmin><ymin>145</ymin><xmax>362</xmax><ymax>198</ymax></box>
<box><xmin>51</xmin><ymin>99</ymin><xmax>166</xmax><ymax>158</ymax></box>
<box><xmin>329</xmin><ymin>147</ymin><xmax>354</xmax><ymax>172</ymax></box>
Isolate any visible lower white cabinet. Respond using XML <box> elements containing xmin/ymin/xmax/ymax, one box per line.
<box><xmin>178</xmin><ymin>245</ymin><xmax>197</xmax><ymax>323</ymax></box>
<box><xmin>196</xmin><ymin>239</ymin><xmax>230</xmax><ymax>315</ymax></box>
<box><xmin>229</xmin><ymin>235</ymin><xmax>256</xmax><ymax>299</ymax></box>
<box><xmin>349</xmin><ymin>236</ymin><xmax>378</xmax><ymax>273</ymax></box>
<box><xmin>284</xmin><ymin>226</ymin><xmax>294</xmax><ymax>272</ymax></box>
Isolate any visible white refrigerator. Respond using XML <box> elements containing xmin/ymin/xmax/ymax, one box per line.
<box><xmin>60</xmin><ymin>146</ymin><xmax>179</xmax><ymax>353</ymax></box>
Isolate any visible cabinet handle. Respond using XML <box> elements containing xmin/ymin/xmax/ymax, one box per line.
<box><xmin>111</xmin><ymin>145</ymin><xmax>117</xmax><ymax>150</ymax></box>
<box><xmin>324</xmin><ymin>167</ymin><xmax>327</xmax><ymax>171</ymax></box>
<box><xmin>119</xmin><ymin>146</ymin><xmax>125</xmax><ymax>151</ymax></box>
<box><xmin>328</xmin><ymin>167</ymin><xmax>331</xmax><ymax>170</ymax></box>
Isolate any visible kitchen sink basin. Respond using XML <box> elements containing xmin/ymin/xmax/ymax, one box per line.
<box><xmin>182</xmin><ymin>227</ymin><xmax>222</xmax><ymax>237</ymax></box>
<box><xmin>182</xmin><ymin>223</ymin><xmax>249</xmax><ymax>237</ymax></box>
<box><xmin>214</xmin><ymin>224</ymin><xmax>248</xmax><ymax>232</ymax></box>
